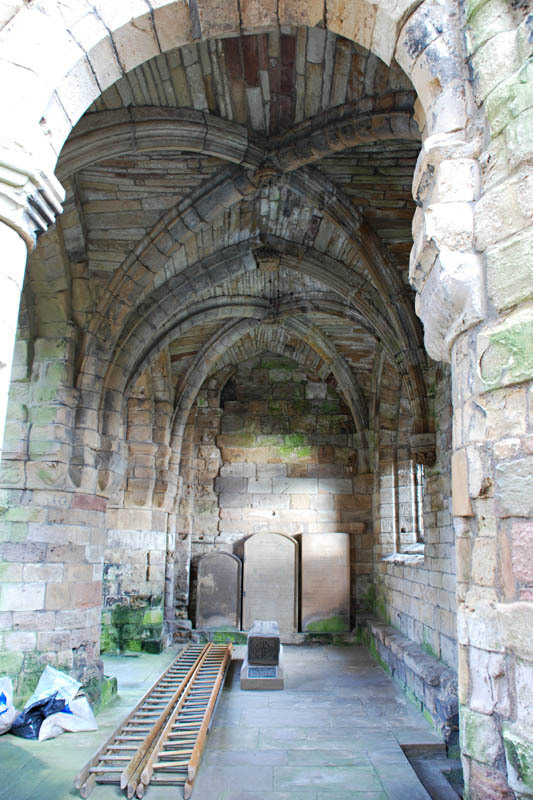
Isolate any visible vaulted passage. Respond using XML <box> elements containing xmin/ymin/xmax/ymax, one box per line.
<box><xmin>0</xmin><ymin>3</ymin><xmax>531</xmax><ymax>799</ymax></box>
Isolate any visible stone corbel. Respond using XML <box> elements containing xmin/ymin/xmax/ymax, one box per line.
<box><xmin>410</xmin><ymin>432</ymin><xmax>436</xmax><ymax>467</ymax></box>
<box><xmin>0</xmin><ymin>148</ymin><xmax>64</xmax><ymax>249</ymax></box>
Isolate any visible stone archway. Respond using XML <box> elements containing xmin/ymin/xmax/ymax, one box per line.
<box><xmin>0</xmin><ymin>3</ymin><xmax>532</xmax><ymax>798</ymax></box>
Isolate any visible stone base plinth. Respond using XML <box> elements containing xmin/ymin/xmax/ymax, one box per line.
<box><xmin>240</xmin><ymin>647</ymin><xmax>284</xmax><ymax>690</ymax></box>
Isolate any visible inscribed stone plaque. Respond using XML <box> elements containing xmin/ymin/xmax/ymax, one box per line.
<box><xmin>196</xmin><ymin>551</ymin><xmax>242</xmax><ymax>629</ymax></box>
<box><xmin>301</xmin><ymin>532</ymin><xmax>350</xmax><ymax>632</ymax></box>
<box><xmin>242</xmin><ymin>532</ymin><xmax>298</xmax><ymax>634</ymax></box>
<box><xmin>248</xmin><ymin>667</ymin><xmax>277</xmax><ymax>678</ymax></box>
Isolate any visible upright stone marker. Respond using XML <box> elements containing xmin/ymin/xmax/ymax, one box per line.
<box><xmin>301</xmin><ymin>532</ymin><xmax>350</xmax><ymax>632</ymax></box>
<box><xmin>196</xmin><ymin>551</ymin><xmax>242</xmax><ymax>629</ymax></box>
<box><xmin>242</xmin><ymin>532</ymin><xmax>298</xmax><ymax>634</ymax></box>
<box><xmin>247</xmin><ymin>620</ymin><xmax>281</xmax><ymax>665</ymax></box>
<box><xmin>241</xmin><ymin>620</ymin><xmax>284</xmax><ymax>690</ymax></box>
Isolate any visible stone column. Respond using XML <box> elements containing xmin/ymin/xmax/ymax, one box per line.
<box><xmin>0</xmin><ymin>223</ymin><xmax>27</xmax><ymax>456</ymax></box>
<box><xmin>452</xmin><ymin>322</ymin><xmax>533</xmax><ymax>799</ymax></box>
<box><xmin>0</xmin><ymin>149</ymin><xmax>64</xmax><ymax>457</ymax></box>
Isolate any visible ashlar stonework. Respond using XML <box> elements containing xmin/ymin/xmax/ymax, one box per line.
<box><xmin>0</xmin><ymin>1</ymin><xmax>531</xmax><ymax>798</ymax></box>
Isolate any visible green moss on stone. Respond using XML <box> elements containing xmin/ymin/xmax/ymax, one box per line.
<box><xmin>0</xmin><ymin>652</ymin><xmax>24</xmax><ymax>677</ymax></box>
<box><xmin>35</xmin><ymin>466</ymin><xmax>59</xmax><ymax>485</ymax></box>
<box><xmin>284</xmin><ymin>433</ymin><xmax>305</xmax><ymax>446</ymax></box>
<box><xmin>368</xmin><ymin>637</ymin><xmax>390</xmax><ymax>675</ymax></box>
<box><xmin>2</xmin><ymin>506</ymin><xmax>42</xmax><ymax>522</ymax></box>
<box><xmin>503</xmin><ymin>724</ymin><xmax>533</xmax><ymax>791</ymax></box>
<box><xmin>142</xmin><ymin>639</ymin><xmax>163</xmax><ymax>654</ymax></box>
<box><xmin>306</xmin><ymin>616</ymin><xmax>347</xmax><ymax>634</ymax></box>
<box><xmin>485</xmin><ymin>59</ymin><xmax>533</xmax><ymax>136</ymax></box>
<box><xmin>143</xmin><ymin>608</ymin><xmax>163</xmax><ymax>625</ymax></box>
<box><xmin>15</xmin><ymin>655</ymin><xmax>46</xmax><ymax>705</ymax></box>
<box><xmin>0</xmin><ymin>520</ymin><xmax>28</xmax><ymax>542</ymax></box>
<box><xmin>260</xmin><ymin>357</ymin><xmax>296</xmax><ymax>369</ymax></box>
<box><xmin>257</xmin><ymin>435</ymin><xmax>284</xmax><ymax>446</ymax></box>
<box><xmin>423</xmin><ymin>707</ymin><xmax>436</xmax><ymax>728</ymax></box>
<box><xmin>422</xmin><ymin>627</ymin><xmax>440</xmax><ymax>661</ymax></box>
<box><xmin>100</xmin><ymin>623</ymin><xmax>119</xmax><ymax>654</ymax></box>
<box><xmin>481</xmin><ymin>309</ymin><xmax>533</xmax><ymax>389</ymax></box>
<box><xmin>101</xmin><ymin>602</ymin><xmax>164</xmax><ymax>655</ymax></box>
<box><xmin>83</xmin><ymin>675</ymin><xmax>118</xmax><ymax>712</ymax></box>
<box><xmin>276</xmin><ymin>445</ymin><xmax>312</xmax><ymax>461</ymax></box>
<box><xmin>123</xmin><ymin>638</ymin><xmax>142</xmax><ymax>652</ymax></box>
<box><xmin>212</xmin><ymin>630</ymin><xmax>248</xmax><ymax>644</ymax></box>
<box><xmin>362</xmin><ymin>583</ymin><xmax>377</xmax><ymax>613</ymax></box>
<box><xmin>319</xmin><ymin>399</ymin><xmax>340</xmax><ymax>414</ymax></box>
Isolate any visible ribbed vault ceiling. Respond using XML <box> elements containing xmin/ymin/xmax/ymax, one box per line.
<box><xmin>28</xmin><ymin>25</ymin><xmax>431</xmax><ymax>443</ymax></box>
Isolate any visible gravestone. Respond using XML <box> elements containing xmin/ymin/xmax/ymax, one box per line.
<box><xmin>241</xmin><ymin>620</ymin><xmax>284</xmax><ymax>690</ymax></box>
<box><xmin>301</xmin><ymin>532</ymin><xmax>350</xmax><ymax>633</ymax></box>
<box><xmin>196</xmin><ymin>551</ymin><xmax>242</xmax><ymax>629</ymax></box>
<box><xmin>242</xmin><ymin>532</ymin><xmax>298</xmax><ymax>634</ymax></box>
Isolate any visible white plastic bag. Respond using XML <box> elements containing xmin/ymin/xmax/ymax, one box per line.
<box><xmin>24</xmin><ymin>666</ymin><xmax>81</xmax><ymax>709</ymax></box>
<box><xmin>0</xmin><ymin>677</ymin><xmax>18</xmax><ymax>734</ymax></box>
<box><xmin>38</xmin><ymin>695</ymin><xmax>98</xmax><ymax>741</ymax></box>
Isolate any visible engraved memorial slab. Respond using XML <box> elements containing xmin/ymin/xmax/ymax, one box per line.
<box><xmin>301</xmin><ymin>532</ymin><xmax>350</xmax><ymax>633</ymax></box>
<box><xmin>242</xmin><ymin>532</ymin><xmax>298</xmax><ymax>634</ymax></box>
<box><xmin>196</xmin><ymin>551</ymin><xmax>242</xmax><ymax>629</ymax></box>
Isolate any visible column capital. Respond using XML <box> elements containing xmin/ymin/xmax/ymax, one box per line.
<box><xmin>0</xmin><ymin>148</ymin><xmax>64</xmax><ymax>250</ymax></box>
<box><xmin>410</xmin><ymin>432</ymin><xmax>436</xmax><ymax>466</ymax></box>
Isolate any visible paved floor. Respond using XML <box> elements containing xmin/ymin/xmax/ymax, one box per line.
<box><xmin>0</xmin><ymin>644</ymin><xmax>443</xmax><ymax>800</ymax></box>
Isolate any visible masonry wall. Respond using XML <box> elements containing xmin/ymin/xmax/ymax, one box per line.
<box><xmin>101</xmin><ymin>507</ymin><xmax>168</xmax><ymax>654</ymax></box>
<box><xmin>188</xmin><ymin>354</ymin><xmax>372</xmax><ymax>627</ymax></box>
<box><xmin>375</xmin><ymin>366</ymin><xmax>457</xmax><ymax>670</ymax></box>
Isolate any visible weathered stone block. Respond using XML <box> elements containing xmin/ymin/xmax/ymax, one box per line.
<box><xmin>1</xmin><ymin>582</ymin><xmax>45</xmax><ymax>612</ymax></box>
<box><xmin>495</xmin><ymin>457</ymin><xmax>533</xmax><ymax>518</ymax></box>
<box><xmin>471</xmin><ymin>537</ymin><xmax>497</xmax><ymax>587</ymax></box>
<box><xmin>247</xmin><ymin>478</ymin><xmax>272</xmax><ymax>493</ymax></box>
<box><xmin>511</xmin><ymin>521</ymin><xmax>533</xmax><ymax>583</ymax></box>
<box><xmin>272</xmin><ymin>477</ymin><xmax>318</xmax><ymax>494</ymax></box>
<box><xmin>45</xmin><ymin>582</ymin><xmax>75</xmax><ymax>610</ymax></box>
<box><xmin>497</xmin><ymin>602</ymin><xmax>533</xmax><ymax>661</ymax></box>
<box><xmin>503</xmin><ymin>722</ymin><xmax>533</xmax><ymax>795</ymax></box>
<box><xmin>252</xmin><ymin>493</ymin><xmax>289</xmax><ymax>509</ymax></box>
<box><xmin>4</xmin><ymin>630</ymin><xmax>36</xmax><ymax>651</ymax></box>
<box><xmin>214</xmin><ymin>476</ymin><xmax>247</xmax><ymax>493</ymax></box>
<box><xmin>451</xmin><ymin>450</ymin><xmax>473</xmax><ymax>516</ymax></box>
<box><xmin>486</xmin><ymin>228</ymin><xmax>533</xmax><ymax>311</ymax></box>
<box><xmin>219</xmin><ymin>492</ymin><xmax>252</xmax><ymax>508</ymax></box>
<box><xmin>220</xmin><ymin>462</ymin><xmax>256</xmax><ymax>478</ymax></box>
<box><xmin>460</xmin><ymin>705</ymin><xmax>503</xmax><ymax>765</ymax></box>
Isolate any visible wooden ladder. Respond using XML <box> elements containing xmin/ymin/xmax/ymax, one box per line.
<box><xmin>74</xmin><ymin>642</ymin><xmax>232</xmax><ymax>799</ymax></box>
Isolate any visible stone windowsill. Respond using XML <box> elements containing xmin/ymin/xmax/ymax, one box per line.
<box><xmin>382</xmin><ymin>543</ymin><xmax>424</xmax><ymax>566</ymax></box>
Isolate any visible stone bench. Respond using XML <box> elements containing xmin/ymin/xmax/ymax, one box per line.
<box><xmin>365</xmin><ymin>617</ymin><xmax>458</xmax><ymax>750</ymax></box>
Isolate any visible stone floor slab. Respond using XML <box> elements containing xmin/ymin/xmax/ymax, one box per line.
<box><xmin>0</xmin><ymin>643</ymin><xmax>442</xmax><ymax>800</ymax></box>
<box><xmin>274</xmin><ymin>765</ymin><xmax>384</xmax><ymax>792</ymax></box>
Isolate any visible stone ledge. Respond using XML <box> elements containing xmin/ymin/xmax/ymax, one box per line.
<box><xmin>365</xmin><ymin>617</ymin><xmax>458</xmax><ymax>749</ymax></box>
<box><xmin>382</xmin><ymin>547</ymin><xmax>425</xmax><ymax>566</ymax></box>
